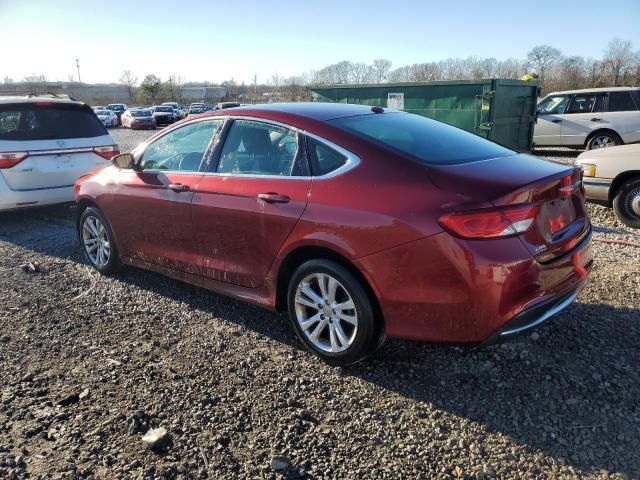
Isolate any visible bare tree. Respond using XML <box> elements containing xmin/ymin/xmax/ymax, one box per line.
<box><xmin>119</xmin><ymin>70</ymin><xmax>138</xmax><ymax>102</ymax></box>
<box><xmin>371</xmin><ymin>59</ymin><xmax>392</xmax><ymax>83</ymax></box>
<box><xmin>526</xmin><ymin>45</ymin><xmax>562</xmax><ymax>87</ymax></box>
<box><xmin>603</xmin><ymin>38</ymin><xmax>635</xmax><ymax>86</ymax></box>
<box><xmin>164</xmin><ymin>74</ymin><xmax>185</xmax><ymax>103</ymax></box>
<box><xmin>351</xmin><ymin>63</ymin><xmax>372</xmax><ymax>84</ymax></box>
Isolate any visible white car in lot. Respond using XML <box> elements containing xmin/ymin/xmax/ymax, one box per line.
<box><xmin>94</xmin><ymin>109</ymin><xmax>118</xmax><ymax>128</ymax></box>
<box><xmin>534</xmin><ymin>87</ymin><xmax>640</xmax><ymax>150</ymax></box>
<box><xmin>577</xmin><ymin>143</ymin><xmax>640</xmax><ymax>228</ymax></box>
<box><xmin>0</xmin><ymin>97</ymin><xmax>119</xmax><ymax>211</ymax></box>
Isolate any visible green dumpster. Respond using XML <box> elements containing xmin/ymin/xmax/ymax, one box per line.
<box><xmin>308</xmin><ymin>79</ymin><xmax>539</xmax><ymax>152</ymax></box>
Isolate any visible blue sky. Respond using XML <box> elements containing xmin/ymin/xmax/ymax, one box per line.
<box><xmin>2</xmin><ymin>0</ymin><xmax>639</xmax><ymax>84</ymax></box>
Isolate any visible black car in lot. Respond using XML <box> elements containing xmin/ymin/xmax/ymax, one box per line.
<box><xmin>152</xmin><ymin>105</ymin><xmax>177</xmax><ymax>126</ymax></box>
<box><xmin>106</xmin><ymin>103</ymin><xmax>128</xmax><ymax>125</ymax></box>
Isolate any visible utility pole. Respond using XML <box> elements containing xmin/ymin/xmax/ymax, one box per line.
<box><xmin>75</xmin><ymin>58</ymin><xmax>81</xmax><ymax>83</ymax></box>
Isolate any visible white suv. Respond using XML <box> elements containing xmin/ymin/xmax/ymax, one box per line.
<box><xmin>534</xmin><ymin>87</ymin><xmax>640</xmax><ymax>150</ymax></box>
<box><xmin>0</xmin><ymin>97</ymin><xmax>118</xmax><ymax>211</ymax></box>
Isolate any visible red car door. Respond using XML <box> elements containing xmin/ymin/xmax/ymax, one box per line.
<box><xmin>191</xmin><ymin>119</ymin><xmax>311</xmax><ymax>288</ymax></box>
<box><xmin>102</xmin><ymin>119</ymin><xmax>224</xmax><ymax>273</ymax></box>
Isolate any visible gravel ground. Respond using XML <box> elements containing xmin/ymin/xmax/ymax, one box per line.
<box><xmin>0</xmin><ymin>132</ymin><xmax>639</xmax><ymax>479</ymax></box>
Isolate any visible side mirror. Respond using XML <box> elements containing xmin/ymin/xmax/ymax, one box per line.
<box><xmin>112</xmin><ymin>153</ymin><xmax>136</xmax><ymax>169</ymax></box>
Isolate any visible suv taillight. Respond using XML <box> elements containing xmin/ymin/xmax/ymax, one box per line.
<box><xmin>0</xmin><ymin>152</ymin><xmax>29</xmax><ymax>169</ymax></box>
<box><xmin>93</xmin><ymin>145</ymin><xmax>120</xmax><ymax>160</ymax></box>
<box><xmin>438</xmin><ymin>204</ymin><xmax>540</xmax><ymax>239</ymax></box>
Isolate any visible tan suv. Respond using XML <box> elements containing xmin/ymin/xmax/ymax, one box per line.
<box><xmin>577</xmin><ymin>143</ymin><xmax>640</xmax><ymax>228</ymax></box>
<box><xmin>534</xmin><ymin>87</ymin><xmax>640</xmax><ymax>150</ymax></box>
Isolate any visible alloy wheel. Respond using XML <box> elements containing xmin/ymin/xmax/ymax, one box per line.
<box><xmin>294</xmin><ymin>273</ymin><xmax>358</xmax><ymax>353</ymax></box>
<box><xmin>592</xmin><ymin>135</ymin><xmax>614</xmax><ymax>148</ymax></box>
<box><xmin>82</xmin><ymin>215</ymin><xmax>111</xmax><ymax>268</ymax></box>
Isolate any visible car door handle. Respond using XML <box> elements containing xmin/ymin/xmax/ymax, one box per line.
<box><xmin>168</xmin><ymin>183</ymin><xmax>190</xmax><ymax>193</ymax></box>
<box><xmin>590</xmin><ymin>117</ymin><xmax>602</xmax><ymax>122</ymax></box>
<box><xmin>257</xmin><ymin>192</ymin><xmax>290</xmax><ymax>204</ymax></box>
<box><xmin>551</xmin><ymin>119</ymin><xmax>562</xmax><ymax>123</ymax></box>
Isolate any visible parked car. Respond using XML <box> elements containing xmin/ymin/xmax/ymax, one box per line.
<box><xmin>534</xmin><ymin>87</ymin><xmax>640</xmax><ymax>150</ymax></box>
<box><xmin>93</xmin><ymin>105</ymin><xmax>106</xmax><ymax>111</ymax></box>
<box><xmin>94</xmin><ymin>109</ymin><xmax>118</xmax><ymax>128</ymax></box>
<box><xmin>577</xmin><ymin>143</ymin><xmax>640</xmax><ymax>228</ymax></box>
<box><xmin>106</xmin><ymin>103</ymin><xmax>128</xmax><ymax>125</ymax></box>
<box><xmin>153</xmin><ymin>105</ymin><xmax>178</xmax><ymax>125</ymax></box>
<box><xmin>216</xmin><ymin>102</ymin><xmax>241</xmax><ymax>110</ymax></box>
<box><xmin>188</xmin><ymin>103</ymin><xmax>204</xmax><ymax>115</ymax></box>
<box><xmin>75</xmin><ymin>103</ymin><xmax>592</xmax><ymax>364</ymax></box>
<box><xmin>0</xmin><ymin>97</ymin><xmax>118</xmax><ymax>211</ymax></box>
<box><xmin>120</xmin><ymin>109</ymin><xmax>156</xmax><ymax>130</ymax></box>
<box><xmin>162</xmin><ymin>102</ymin><xmax>185</xmax><ymax>119</ymax></box>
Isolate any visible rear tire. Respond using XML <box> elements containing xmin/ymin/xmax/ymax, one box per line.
<box><xmin>78</xmin><ymin>207</ymin><xmax>121</xmax><ymax>273</ymax></box>
<box><xmin>612</xmin><ymin>177</ymin><xmax>640</xmax><ymax>228</ymax></box>
<box><xmin>287</xmin><ymin>259</ymin><xmax>380</xmax><ymax>365</ymax></box>
<box><xmin>586</xmin><ymin>131</ymin><xmax>622</xmax><ymax>150</ymax></box>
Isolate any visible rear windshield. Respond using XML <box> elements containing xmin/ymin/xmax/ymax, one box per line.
<box><xmin>330</xmin><ymin>112</ymin><xmax>515</xmax><ymax>165</ymax></box>
<box><xmin>155</xmin><ymin>106</ymin><xmax>172</xmax><ymax>112</ymax></box>
<box><xmin>0</xmin><ymin>104</ymin><xmax>107</xmax><ymax>141</ymax></box>
<box><xmin>107</xmin><ymin>105</ymin><xmax>125</xmax><ymax>111</ymax></box>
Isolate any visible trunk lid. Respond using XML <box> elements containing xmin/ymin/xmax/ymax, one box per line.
<box><xmin>429</xmin><ymin>154</ymin><xmax>590</xmax><ymax>261</ymax></box>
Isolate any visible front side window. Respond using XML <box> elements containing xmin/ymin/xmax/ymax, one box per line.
<box><xmin>140</xmin><ymin>120</ymin><xmax>223</xmax><ymax>172</ymax></box>
<box><xmin>609</xmin><ymin>91</ymin><xmax>638</xmax><ymax>112</ymax></box>
<box><xmin>217</xmin><ymin>120</ymin><xmax>299</xmax><ymax>176</ymax></box>
<box><xmin>566</xmin><ymin>94</ymin><xmax>600</xmax><ymax>114</ymax></box>
<box><xmin>537</xmin><ymin>95</ymin><xmax>568</xmax><ymax>115</ymax></box>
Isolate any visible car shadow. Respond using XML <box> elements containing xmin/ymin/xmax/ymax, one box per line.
<box><xmin>1</xmin><ymin>205</ymin><xmax>638</xmax><ymax>476</ymax></box>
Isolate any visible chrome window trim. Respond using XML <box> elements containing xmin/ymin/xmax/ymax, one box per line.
<box><xmin>131</xmin><ymin>115</ymin><xmax>361</xmax><ymax>180</ymax></box>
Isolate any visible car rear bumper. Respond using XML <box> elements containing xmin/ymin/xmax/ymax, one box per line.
<box><xmin>355</xmin><ymin>228</ymin><xmax>593</xmax><ymax>344</ymax></box>
<box><xmin>0</xmin><ymin>181</ymin><xmax>74</xmax><ymax>211</ymax></box>
<box><xmin>583</xmin><ymin>177</ymin><xmax>611</xmax><ymax>203</ymax></box>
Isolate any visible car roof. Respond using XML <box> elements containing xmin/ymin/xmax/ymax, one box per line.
<box><xmin>216</xmin><ymin>102</ymin><xmax>379</xmax><ymax>121</ymax></box>
<box><xmin>545</xmin><ymin>86</ymin><xmax>640</xmax><ymax>96</ymax></box>
<box><xmin>0</xmin><ymin>96</ymin><xmax>87</xmax><ymax>107</ymax></box>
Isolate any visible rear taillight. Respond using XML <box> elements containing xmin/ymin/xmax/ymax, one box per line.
<box><xmin>93</xmin><ymin>145</ymin><xmax>120</xmax><ymax>160</ymax></box>
<box><xmin>438</xmin><ymin>204</ymin><xmax>540</xmax><ymax>239</ymax></box>
<box><xmin>0</xmin><ymin>152</ymin><xmax>29</xmax><ymax>169</ymax></box>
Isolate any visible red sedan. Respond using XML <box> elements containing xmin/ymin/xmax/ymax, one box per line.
<box><xmin>74</xmin><ymin>103</ymin><xmax>593</xmax><ymax>364</ymax></box>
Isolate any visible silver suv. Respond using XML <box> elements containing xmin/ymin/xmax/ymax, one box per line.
<box><xmin>534</xmin><ymin>87</ymin><xmax>640</xmax><ymax>150</ymax></box>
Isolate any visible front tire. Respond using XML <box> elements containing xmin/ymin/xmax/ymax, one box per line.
<box><xmin>612</xmin><ymin>177</ymin><xmax>640</xmax><ymax>228</ymax></box>
<box><xmin>78</xmin><ymin>207</ymin><xmax>121</xmax><ymax>273</ymax></box>
<box><xmin>287</xmin><ymin>259</ymin><xmax>379</xmax><ymax>365</ymax></box>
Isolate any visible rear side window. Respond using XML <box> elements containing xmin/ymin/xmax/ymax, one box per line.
<box><xmin>0</xmin><ymin>104</ymin><xmax>107</xmax><ymax>141</ymax></box>
<box><xmin>307</xmin><ymin>137</ymin><xmax>348</xmax><ymax>175</ymax></box>
<box><xmin>566</xmin><ymin>94</ymin><xmax>601</xmax><ymax>114</ymax></box>
<box><xmin>609</xmin><ymin>91</ymin><xmax>638</xmax><ymax>112</ymax></box>
<box><xmin>331</xmin><ymin>112</ymin><xmax>515</xmax><ymax>165</ymax></box>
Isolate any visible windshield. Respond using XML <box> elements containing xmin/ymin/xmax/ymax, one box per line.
<box><xmin>131</xmin><ymin>110</ymin><xmax>151</xmax><ymax>117</ymax></box>
<box><xmin>537</xmin><ymin>96</ymin><xmax>568</xmax><ymax>115</ymax></box>
<box><xmin>155</xmin><ymin>107</ymin><xmax>172</xmax><ymax>112</ymax></box>
<box><xmin>95</xmin><ymin>110</ymin><xmax>110</xmax><ymax>116</ymax></box>
<box><xmin>330</xmin><ymin>112</ymin><xmax>515</xmax><ymax>165</ymax></box>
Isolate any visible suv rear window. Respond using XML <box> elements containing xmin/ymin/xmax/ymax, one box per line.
<box><xmin>0</xmin><ymin>104</ymin><xmax>107</xmax><ymax>141</ymax></box>
<box><xmin>330</xmin><ymin>112</ymin><xmax>515</xmax><ymax>165</ymax></box>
